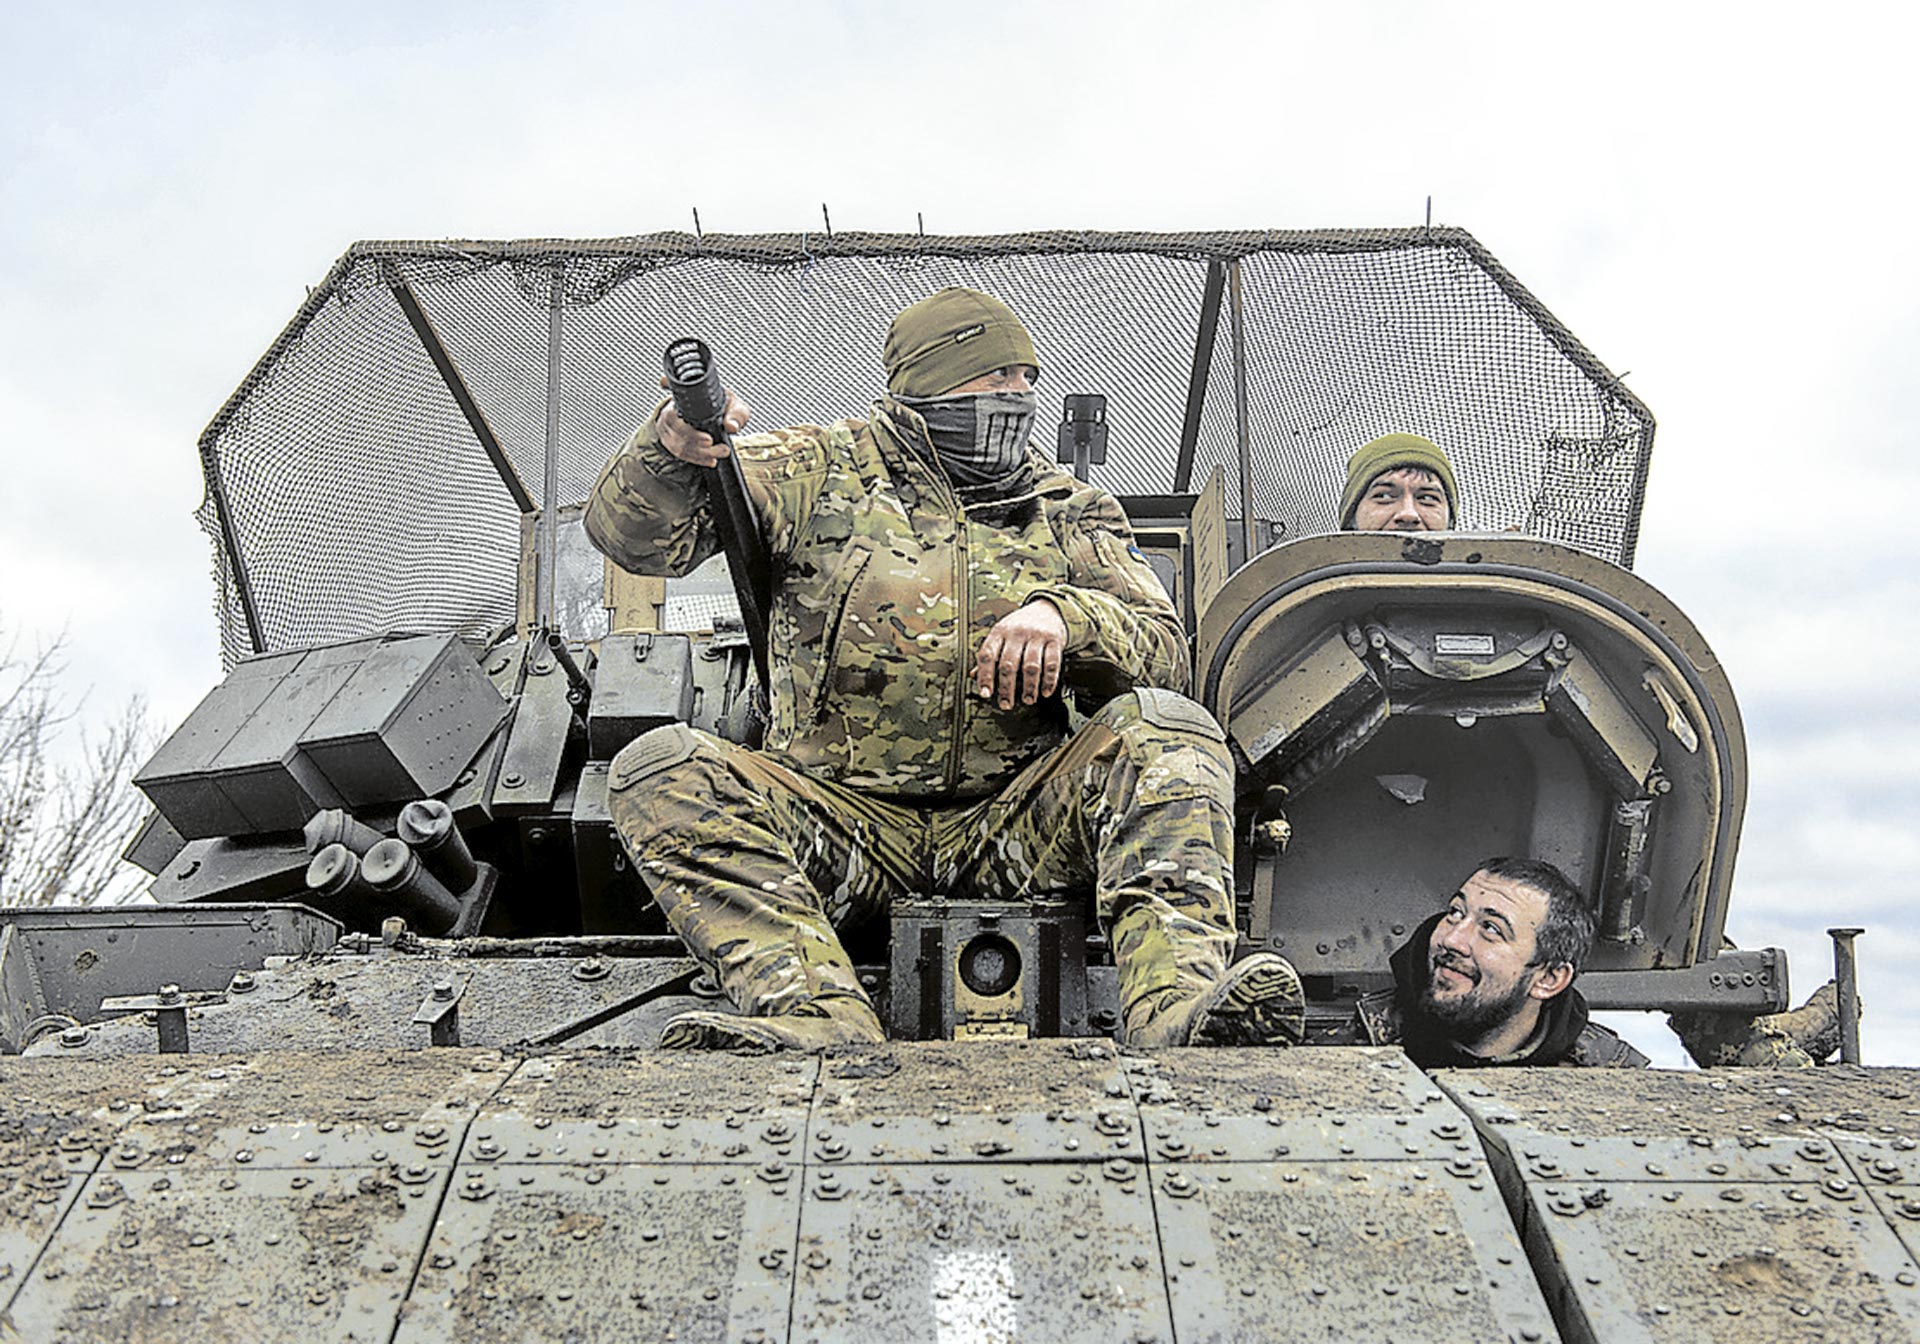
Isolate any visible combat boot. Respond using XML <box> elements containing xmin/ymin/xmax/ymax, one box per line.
<box><xmin>1668</xmin><ymin>980</ymin><xmax>1847</xmax><ymax>1068</ymax></box>
<box><xmin>1123</xmin><ymin>952</ymin><xmax>1305</xmax><ymax>1048</ymax></box>
<box><xmin>658</xmin><ymin>997</ymin><xmax>887</xmax><ymax>1053</ymax></box>
<box><xmin>1760</xmin><ymin>979</ymin><xmax>1844</xmax><ymax>1062</ymax></box>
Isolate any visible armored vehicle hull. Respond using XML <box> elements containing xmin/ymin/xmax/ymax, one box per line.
<box><xmin>0</xmin><ymin>227</ymin><xmax>1880</xmax><ymax>1340</ymax></box>
<box><xmin>4</xmin><ymin>1042</ymin><xmax>1918</xmax><ymax>1341</ymax></box>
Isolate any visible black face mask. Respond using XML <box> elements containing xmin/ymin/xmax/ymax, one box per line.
<box><xmin>895</xmin><ymin>389</ymin><xmax>1038</xmax><ymax>487</ymax></box>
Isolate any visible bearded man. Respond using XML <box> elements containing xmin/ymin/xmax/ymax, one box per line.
<box><xmin>584</xmin><ymin>287</ymin><xmax>1304</xmax><ymax>1051</ymax></box>
<box><xmin>1359</xmin><ymin>857</ymin><xmax>1647</xmax><ymax>1068</ymax></box>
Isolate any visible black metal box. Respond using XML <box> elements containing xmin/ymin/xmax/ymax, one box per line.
<box><xmin>133</xmin><ymin>648</ymin><xmax>310</xmax><ymax>839</ymax></box>
<box><xmin>298</xmin><ymin>633</ymin><xmax>510</xmax><ymax>805</ymax></box>
<box><xmin>586</xmin><ymin>632</ymin><xmax>696</xmax><ymax>760</ymax></box>
<box><xmin>206</xmin><ymin>642</ymin><xmax>374</xmax><ymax>831</ymax></box>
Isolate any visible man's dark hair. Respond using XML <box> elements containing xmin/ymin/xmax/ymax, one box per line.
<box><xmin>1474</xmin><ymin>856</ymin><xmax>1594</xmax><ymax>974</ymax></box>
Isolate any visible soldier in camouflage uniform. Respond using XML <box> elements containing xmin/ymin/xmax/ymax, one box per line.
<box><xmin>584</xmin><ymin>287</ymin><xmax>1304</xmax><ymax>1051</ymax></box>
<box><xmin>1355</xmin><ymin>858</ymin><xmax>1649</xmax><ymax>1068</ymax></box>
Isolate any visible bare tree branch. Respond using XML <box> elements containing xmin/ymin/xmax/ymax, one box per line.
<box><xmin>0</xmin><ymin>623</ymin><xmax>160</xmax><ymax>907</ymax></box>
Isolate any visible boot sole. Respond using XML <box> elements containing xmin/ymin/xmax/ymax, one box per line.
<box><xmin>657</xmin><ymin>1008</ymin><xmax>886</xmax><ymax>1052</ymax></box>
<box><xmin>1189</xmin><ymin>955</ymin><xmax>1305</xmax><ymax>1047</ymax></box>
<box><xmin>658</xmin><ymin>1012</ymin><xmax>788</xmax><ymax>1052</ymax></box>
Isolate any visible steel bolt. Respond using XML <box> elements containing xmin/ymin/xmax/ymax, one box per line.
<box><xmin>230</xmin><ymin>973</ymin><xmax>256</xmax><ymax>994</ymax></box>
<box><xmin>157</xmin><ymin>984</ymin><xmax>182</xmax><ymax>1005</ymax></box>
<box><xmin>432</xmin><ymin>981</ymin><xmax>455</xmax><ymax>1001</ymax></box>
<box><xmin>59</xmin><ymin>1027</ymin><xmax>88</xmax><ymax>1049</ymax></box>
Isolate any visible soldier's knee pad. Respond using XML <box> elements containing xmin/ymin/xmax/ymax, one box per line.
<box><xmin>1105</xmin><ymin>690</ymin><xmax>1234</xmax><ymax>806</ymax></box>
<box><xmin>606</xmin><ymin>723</ymin><xmax>704</xmax><ymax>836</ymax></box>
<box><xmin>609</xmin><ymin>722</ymin><xmax>701</xmax><ymax>790</ymax></box>
<box><xmin>1103</xmin><ymin>688</ymin><xmax>1227</xmax><ymax>745</ymax></box>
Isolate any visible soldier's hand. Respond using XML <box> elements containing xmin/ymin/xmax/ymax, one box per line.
<box><xmin>977</xmin><ymin>600</ymin><xmax>1067</xmax><ymax>709</ymax></box>
<box><xmin>654</xmin><ymin>381</ymin><xmax>750</xmax><ymax>467</ymax></box>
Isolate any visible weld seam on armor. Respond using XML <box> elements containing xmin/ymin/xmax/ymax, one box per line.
<box><xmin>608</xmin><ymin>723</ymin><xmax>700</xmax><ymax>791</ymax></box>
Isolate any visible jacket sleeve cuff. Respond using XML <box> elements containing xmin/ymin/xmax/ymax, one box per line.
<box><xmin>1028</xmin><ymin>588</ymin><xmax>1092</xmax><ymax>651</ymax></box>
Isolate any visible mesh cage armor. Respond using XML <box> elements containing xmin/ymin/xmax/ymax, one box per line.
<box><xmin>194</xmin><ymin>228</ymin><xmax>1653</xmax><ymax>666</ymax></box>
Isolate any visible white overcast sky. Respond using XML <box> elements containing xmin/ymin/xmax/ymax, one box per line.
<box><xmin>3</xmin><ymin>1</ymin><xmax>1916</xmax><ymax>1065</ymax></box>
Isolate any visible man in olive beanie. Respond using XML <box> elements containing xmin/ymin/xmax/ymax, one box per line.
<box><xmin>884</xmin><ymin>287</ymin><xmax>1040</xmax><ymax>397</ymax></box>
<box><xmin>586</xmin><ymin>287</ymin><xmax>1305</xmax><ymax>1053</ymax></box>
<box><xmin>1340</xmin><ymin>433</ymin><xmax>1458</xmax><ymax>532</ymax></box>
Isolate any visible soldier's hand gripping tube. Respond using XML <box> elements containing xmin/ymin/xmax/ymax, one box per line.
<box><xmin>664</xmin><ymin>338</ymin><xmax>771</xmax><ymax>690</ymax></box>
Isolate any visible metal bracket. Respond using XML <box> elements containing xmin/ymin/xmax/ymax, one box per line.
<box><xmin>97</xmin><ymin>983</ymin><xmax>217</xmax><ymax>1054</ymax></box>
<box><xmin>1577</xmin><ymin>946</ymin><xmax>1789</xmax><ymax>1013</ymax></box>
<box><xmin>410</xmin><ymin>977</ymin><xmax>466</xmax><ymax>1047</ymax></box>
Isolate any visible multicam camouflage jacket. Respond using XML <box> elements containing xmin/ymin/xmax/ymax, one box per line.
<box><xmin>584</xmin><ymin>400</ymin><xmax>1188</xmax><ymax>801</ymax></box>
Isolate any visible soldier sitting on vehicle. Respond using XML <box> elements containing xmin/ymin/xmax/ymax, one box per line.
<box><xmin>584</xmin><ymin>287</ymin><xmax>1306</xmax><ymax>1052</ymax></box>
<box><xmin>1357</xmin><ymin>858</ymin><xmax>1649</xmax><ymax>1068</ymax></box>
<box><xmin>1340</xmin><ymin>433</ymin><xmax>1457</xmax><ymax>532</ymax></box>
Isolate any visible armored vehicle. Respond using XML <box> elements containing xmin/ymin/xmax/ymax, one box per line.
<box><xmin>1</xmin><ymin>229</ymin><xmax>1907</xmax><ymax>1343</ymax></box>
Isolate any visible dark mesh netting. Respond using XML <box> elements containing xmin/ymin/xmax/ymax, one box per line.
<box><xmin>194</xmin><ymin>229</ymin><xmax>1653</xmax><ymax>666</ymax></box>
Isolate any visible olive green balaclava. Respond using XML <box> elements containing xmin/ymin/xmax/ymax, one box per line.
<box><xmin>883</xmin><ymin>288</ymin><xmax>1040</xmax><ymax>396</ymax></box>
<box><xmin>1339</xmin><ymin>433</ymin><xmax>1459</xmax><ymax>528</ymax></box>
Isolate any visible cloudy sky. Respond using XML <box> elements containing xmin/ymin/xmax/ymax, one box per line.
<box><xmin>4</xmin><ymin>1</ymin><xmax>1915</xmax><ymax>1065</ymax></box>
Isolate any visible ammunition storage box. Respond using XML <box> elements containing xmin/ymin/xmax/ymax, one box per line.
<box><xmin>133</xmin><ymin>648</ymin><xmax>310</xmax><ymax>838</ymax></box>
<box><xmin>134</xmin><ymin>635</ymin><xmax>508</xmax><ymax>838</ymax></box>
<box><xmin>298</xmin><ymin>634</ymin><xmax>509</xmax><ymax>803</ymax></box>
<box><xmin>587</xmin><ymin>632</ymin><xmax>696</xmax><ymax>760</ymax></box>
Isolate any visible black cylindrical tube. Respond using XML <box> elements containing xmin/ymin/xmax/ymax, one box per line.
<box><xmin>307</xmin><ymin>843</ymin><xmax>368</xmax><ymax>899</ymax></box>
<box><xmin>304</xmin><ymin>808</ymin><xmax>385</xmax><ymax>857</ymax></box>
<box><xmin>305</xmin><ymin>842</ymin><xmax>386</xmax><ymax>929</ymax></box>
<box><xmin>544</xmin><ymin>630</ymin><xmax>591</xmax><ymax>703</ymax></box>
<box><xmin>664</xmin><ymin>338</ymin><xmax>727</xmax><ymax>429</ymax></box>
<box><xmin>398</xmin><ymin>799</ymin><xmax>480</xmax><ymax>893</ymax></box>
<box><xmin>363</xmin><ymin>838</ymin><xmax>462</xmax><ymax>935</ymax></box>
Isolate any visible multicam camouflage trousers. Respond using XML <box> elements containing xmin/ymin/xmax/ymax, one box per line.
<box><xmin>606</xmin><ymin>688</ymin><xmax>1238</xmax><ymax>1031</ymax></box>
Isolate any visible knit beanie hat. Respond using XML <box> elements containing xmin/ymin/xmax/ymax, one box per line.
<box><xmin>883</xmin><ymin>288</ymin><xmax>1040</xmax><ymax>397</ymax></box>
<box><xmin>1339</xmin><ymin>434</ymin><xmax>1458</xmax><ymax>528</ymax></box>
